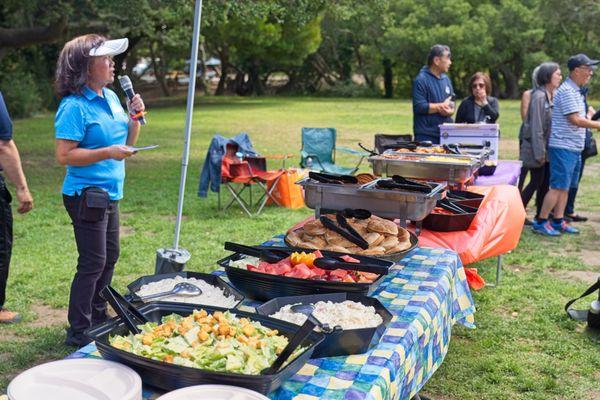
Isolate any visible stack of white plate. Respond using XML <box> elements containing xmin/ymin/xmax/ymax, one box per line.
<box><xmin>7</xmin><ymin>359</ymin><xmax>142</xmax><ymax>400</ymax></box>
<box><xmin>157</xmin><ymin>385</ymin><xmax>270</xmax><ymax>400</ymax></box>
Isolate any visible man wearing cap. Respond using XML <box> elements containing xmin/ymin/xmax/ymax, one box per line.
<box><xmin>54</xmin><ymin>34</ymin><xmax>145</xmax><ymax>346</ymax></box>
<box><xmin>0</xmin><ymin>91</ymin><xmax>34</xmax><ymax>324</ymax></box>
<box><xmin>534</xmin><ymin>54</ymin><xmax>600</xmax><ymax>236</ymax></box>
<box><xmin>412</xmin><ymin>44</ymin><xmax>455</xmax><ymax>143</ymax></box>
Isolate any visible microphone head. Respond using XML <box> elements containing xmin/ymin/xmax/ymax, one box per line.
<box><xmin>118</xmin><ymin>75</ymin><xmax>133</xmax><ymax>91</ymax></box>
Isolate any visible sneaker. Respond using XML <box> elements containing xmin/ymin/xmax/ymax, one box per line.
<box><xmin>566</xmin><ymin>214</ymin><xmax>588</xmax><ymax>222</ymax></box>
<box><xmin>551</xmin><ymin>220</ymin><xmax>580</xmax><ymax>234</ymax></box>
<box><xmin>0</xmin><ymin>308</ymin><xmax>22</xmax><ymax>324</ymax></box>
<box><xmin>532</xmin><ymin>221</ymin><xmax>561</xmax><ymax>236</ymax></box>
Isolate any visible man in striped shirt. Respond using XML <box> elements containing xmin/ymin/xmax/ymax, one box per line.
<box><xmin>534</xmin><ymin>54</ymin><xmax>600</xmax><ymax>236</ymax></box>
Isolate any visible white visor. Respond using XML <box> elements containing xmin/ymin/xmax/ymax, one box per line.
<box><xmin>89</xmin><ymin>38</ymin><xmax>129</xmax><ymax>57</ymax></box>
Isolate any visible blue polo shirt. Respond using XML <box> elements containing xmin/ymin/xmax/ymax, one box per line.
<box><xmin>55</xmin><ymin>86</ymin><xmax>129</xmax><ymax>200</ymax></box>
<box><xmin>412</xmin><ymin>66</ymin><xmax>454</xmax><ymax>141</ymax></box>
<box><xmin>0</xmin><ymin>91</ymin><xmax>12</xmax><ymax>141</ymax></box>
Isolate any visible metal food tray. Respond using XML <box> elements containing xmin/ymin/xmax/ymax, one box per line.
<box><xmin>369</xmin><ymin>154</ymin><xmax>480</xmax><ymax>184</ymax></box>
<box><xmin>297</xmin><ymin>177</ymin><xmax>446</xmax><ymax>221</ymax></box>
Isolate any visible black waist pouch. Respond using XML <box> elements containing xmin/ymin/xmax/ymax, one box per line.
<box><xmin>78</xmin><ymin>187</ymin><xmax>110</xmax><ymax>222</ymax></box>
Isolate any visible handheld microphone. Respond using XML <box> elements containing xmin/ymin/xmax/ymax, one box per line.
<box><xmin>118</xmin><ymin>75</ymin><xmax>146</xmax><ymax>125</ymax></box>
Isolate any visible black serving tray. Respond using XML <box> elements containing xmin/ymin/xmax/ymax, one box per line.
<box><xmin>218</xmin><ymin>247</ymin><xmax>394</xmax><ymax>301</ymax></box>
<box><xmin>422</xmin><ymin>203</ymin><xmax>479</xmax><ymax>232</ymax></box>
<box><xmin>256</xmin><ymin>293</ymin><xmax>393</xmax><ymax>358</ymax></box>
<box><xmin>127</xmin><ymin>271</ymin><xmax>244</xmax><ymax>308</ymax></box>
<box><xmin>85</xmin><ymin>302</ymin><xmax>324</xmax><ymax>394</ymax></box>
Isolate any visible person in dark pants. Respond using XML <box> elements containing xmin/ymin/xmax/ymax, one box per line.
<box><xmin>519</xmin><ymin>63</ymin><xmax>562</xmax><ymax>221</ymax></box>
<box><xmin>412</xmin><ymin>44</ymin><xmax>455</xmax><ymax>143</ymax></box>
<box><xmin>54</xmin><ymin>34</ymin><xmax>145</xmax><ymax>346</ymax></box>
<box><xmin>0</xmin><ymin>91</ymin><xmax>34</xmax><ymax>323</ymax></box>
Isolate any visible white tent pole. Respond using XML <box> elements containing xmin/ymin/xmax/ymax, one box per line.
<box><xmin>173</xmin><ymin>0</ymin><xmax>203</xmax><ymax>250</ymax></box>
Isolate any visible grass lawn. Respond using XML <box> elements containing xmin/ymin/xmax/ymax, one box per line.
<box><xmin>1</xmin><ymin>96</ymin><xmax>599</xmax><ymax>399</ymax></box>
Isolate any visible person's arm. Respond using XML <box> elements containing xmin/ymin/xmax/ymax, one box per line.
<box><xmin>0</xmin><ymin>139</ymin><xmax>33</xmax><ymax>213</ymax></box>
<box><xmin>55</xmin><ymin>139</ymin><xmax>133</xmax><ymax>166</ymax></box>
<box><xmin>520</xmin><ymin>90</ymin><xmax>531</xmax><ymax>121</ymax></box>
<box><xmin>567</xmin><ymin>113</ymin><xmax>600</xmax><ymax>130</ymax></box>
<box><xmin>482</xmin><ymin>97</ymin><xmax>499</xmax><ymax>122</ymax></box>
<box><xmin>125</xmin><ymin>93</ymin><xmax>145</xmax><ymax>146</ymax></box>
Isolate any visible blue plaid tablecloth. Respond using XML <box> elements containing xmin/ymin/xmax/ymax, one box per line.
<box><xmin>68</xmin><ymin>236</ymin><xmax>476</xmax><ymax>400</ymax></box>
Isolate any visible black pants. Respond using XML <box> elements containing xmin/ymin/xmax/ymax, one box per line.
<box><xmin>520</xmin><ymin>165</ymin><xmax>546</xmax><ymax>208</ymax></box>
<box><xmin>0</xmin><ymin>177</ymin><xmax>13</xmax><ymax>309</ymax></box>
<box><xmin>535</xmin><ymin>162</ymin><xmax>550</xmax><ymax>219</ymax></box>
<box><xmin>63</xmin><ymin>194</ymin><xmax>120</xmax><ymax>340</ymax></box>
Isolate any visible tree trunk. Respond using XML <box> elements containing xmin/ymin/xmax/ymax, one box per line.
<box><xmin>383</xmin><ymin>58</ymin><xmax>394</xmax><ymax>99</ymax></box>
<box><xmin>498</xmin><ymin>64</ymin><xmax>519</xmax><ymax>99</ymax></box>
<box><xmin>490</xmin><ymin>69</ymin><xmax>501</xmax><ymax>98</ymax></box>
<box><xmin>249</xmin><ymin>63</ymin><xmax>264</xmax><ymax>96</ymax></box>
<box><xmin>216</xmin><ymin>49</ymin><xmax>229</xmax><ymax>96</ymax></box>
<box><xmin>149</xmin><ymin>42</ymin><xmax>171</xmax><ymax>97</ymax></box>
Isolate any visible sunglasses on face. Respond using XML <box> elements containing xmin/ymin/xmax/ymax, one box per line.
<box><xmin>472</xmin><ymin>83</ymin><xmax>485</xmax><ymax>89</ymax></box>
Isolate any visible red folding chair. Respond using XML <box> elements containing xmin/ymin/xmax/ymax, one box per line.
<box><xmin>218</xmin><ymin>143</ymin><xmax>285</xmax><ymax>217</ymax></box>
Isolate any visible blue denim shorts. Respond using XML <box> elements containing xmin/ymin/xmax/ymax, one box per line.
<box><xmin>548</xmin><ymin>147</ymin><xmax>582</xmax><ymax>190</ymax></box>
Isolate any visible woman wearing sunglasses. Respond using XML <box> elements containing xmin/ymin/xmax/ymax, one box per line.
<box><xmin>456</xmin><ymin>72</ymin><xmax>499</xmax><ymax>124</ymax></box>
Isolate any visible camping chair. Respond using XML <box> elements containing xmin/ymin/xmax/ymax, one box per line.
<box><xmin>299</xmin><ymin>127</ymin><xmax>367</xmax><ymax>175</ymax></box>
<box><xmin>374</xmin><ymin>133</ymin><xmax>413</xmax><ymax>154</ymax></box>
<box><xmin>219</xmin><ymin>143</ymin><xmax>285</xmax><ymax>217</ymax></box>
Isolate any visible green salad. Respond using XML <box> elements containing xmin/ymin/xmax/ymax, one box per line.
<box><xmin>109</xmin><ymin>309</ymin><xmax>302</xmax><ymax>375</ymax></box>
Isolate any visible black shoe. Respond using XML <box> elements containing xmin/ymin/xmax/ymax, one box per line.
<box><xmin>566</xmin><ymin>214</ymin><xmax>588</xmax><ymax>222</ymax></box>
<box><xmin>64</xmin><ymin>329</ymin><xmax>92</xmax><ymax>348</ymax></box>
<box><xmin>524</xmin><ymin>218</ymin><xmax>534</xmax><ymax>226</ymax></box>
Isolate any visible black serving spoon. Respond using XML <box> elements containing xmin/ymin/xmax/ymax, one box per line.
<box><xmin>224</xmin><ymin>242</ymin><xmax>288</xmax><ymax>263</ymax></box>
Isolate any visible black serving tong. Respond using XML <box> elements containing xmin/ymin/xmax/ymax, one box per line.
<box><xmin>376</xmin><ymin>176</ymin><xmax>432</xmax><ymax>193</ymax></box>
<box><xmin>224</xmin><ymin>242</ymin><xmax>289</xmax><ymax>263</ymax></box>
<box><xmin>393</xmin><ymin>140</ymin><xmax>433</xmax><ymax>151</ymax></box>
<box><xmin>436</xmin><ymin>199</ymin><xmax>470</xmax><ymax>215</ymax></box>
<box><xmin>100</xmin><ymin>286</ymin><xmax>149</xmax><ymax>334</ymax></box>
<box><xmin>313</xmin><ymin>257</ymin><xmax>389</xmax><ymax>275</ymax></box>
<box><xmin>309</xmin><ymin>171</ymin><xmax>358</xmax><ymax>185</ymax></box>
<box><xmin>341</xmin><ymin>208</ymin><xmax>372</xmax><ymax>220</ymax></box>
<box><xmin>319</xmin><ymin>215</ymin><xmax>369</xmax><ymax>250</ymax></box>
<box><xmin>443</xmin><ymin>143</ymin><xmax>462</xmax><ymax>155</ymax></box>
<box><xmin>261</xmin><ymin>317</ymin><xmax>317</xmax><ymax>375</ymax></box>
<box><xmin>358</xmin><ymin>143</ymin><xmax>378</xmax><ymax>156</ymax></box>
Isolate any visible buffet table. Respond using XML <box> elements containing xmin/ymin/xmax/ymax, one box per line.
<box><xmin>67</xmin><ymin>239</ymin><xmax>475</xmax><ymax>400</ymax></box>
<box><xmin>473</xmin><ymin>160</ymin><xmax>522</xmax><ymax>187</ymax></box>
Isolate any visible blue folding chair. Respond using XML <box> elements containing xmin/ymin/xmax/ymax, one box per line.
<box><xmin>299</xmin><ymin>127</ymin><xmax>366</xmax><ymax>175</ymax></box>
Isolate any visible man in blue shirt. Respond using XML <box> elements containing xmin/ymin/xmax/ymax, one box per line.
<box><xmin>534</xmin><ymin>54</ymin><xmax>600</xmax><ymax>236</ymax></box>
<box><xmin>412</xmin><ymin>44</ymin><xmax>455</xmax><ymax>143</ymax></box>
<box><xmin>0</xmin><ymin>91</ymin><xmax>34</xmax><ymax>323</ymax></box>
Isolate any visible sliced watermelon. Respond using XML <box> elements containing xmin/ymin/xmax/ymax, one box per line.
<box><xmin>359</xmin><ymin>272</ymin><xmax>380</xmax><ymax>282</ymax></box>
<box><xmin>313</xmin><ymin>250</ymin><xmax>323</xmax><ymax>259</ymax></box>
<box><xmin>247</xmin><ymin>265</ymin><xmax>264</xmax><ymax>273</ymax></box>
<box><xmin>328</xmin><ymin>268</ymin><xmax>349</xmax><ymax>279</ymax></box>
<box><xmin>340</xmin><ymin>255</ymin><xmax>360</xmax><ymax>263</ymax></box>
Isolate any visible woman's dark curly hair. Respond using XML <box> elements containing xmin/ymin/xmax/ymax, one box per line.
<box><xmin>55</xmin><ymin>34</ymin><xmax>107</xmax><ymax>98</ymax></box>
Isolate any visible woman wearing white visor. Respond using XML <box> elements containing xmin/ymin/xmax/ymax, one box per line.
<box><xmin>54</xmin><ymin>35</ymin><xmax>145</xmax><ymax>347</ymax></box>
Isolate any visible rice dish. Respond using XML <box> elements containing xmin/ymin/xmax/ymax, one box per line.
<box><xmin>270</xmin><ymin>300</ymin><xmax>382</xmax><ymax>330</ymax></box>
<box><xmin>136</xmin><ymin>276</ymin><xmax>238</xmax><ymax>307</ymax></box>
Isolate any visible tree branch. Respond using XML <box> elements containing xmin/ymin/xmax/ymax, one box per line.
<box><xmin>0</xmin><ymin>17</ymin><xmax>68</xmax><ymax>48</ymax></box>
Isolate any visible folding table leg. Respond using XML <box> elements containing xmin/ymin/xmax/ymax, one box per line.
<box><xmin>485</xmin><ymin>254</ymin><xmax>503</xmax><ymax>288</ymax></box>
